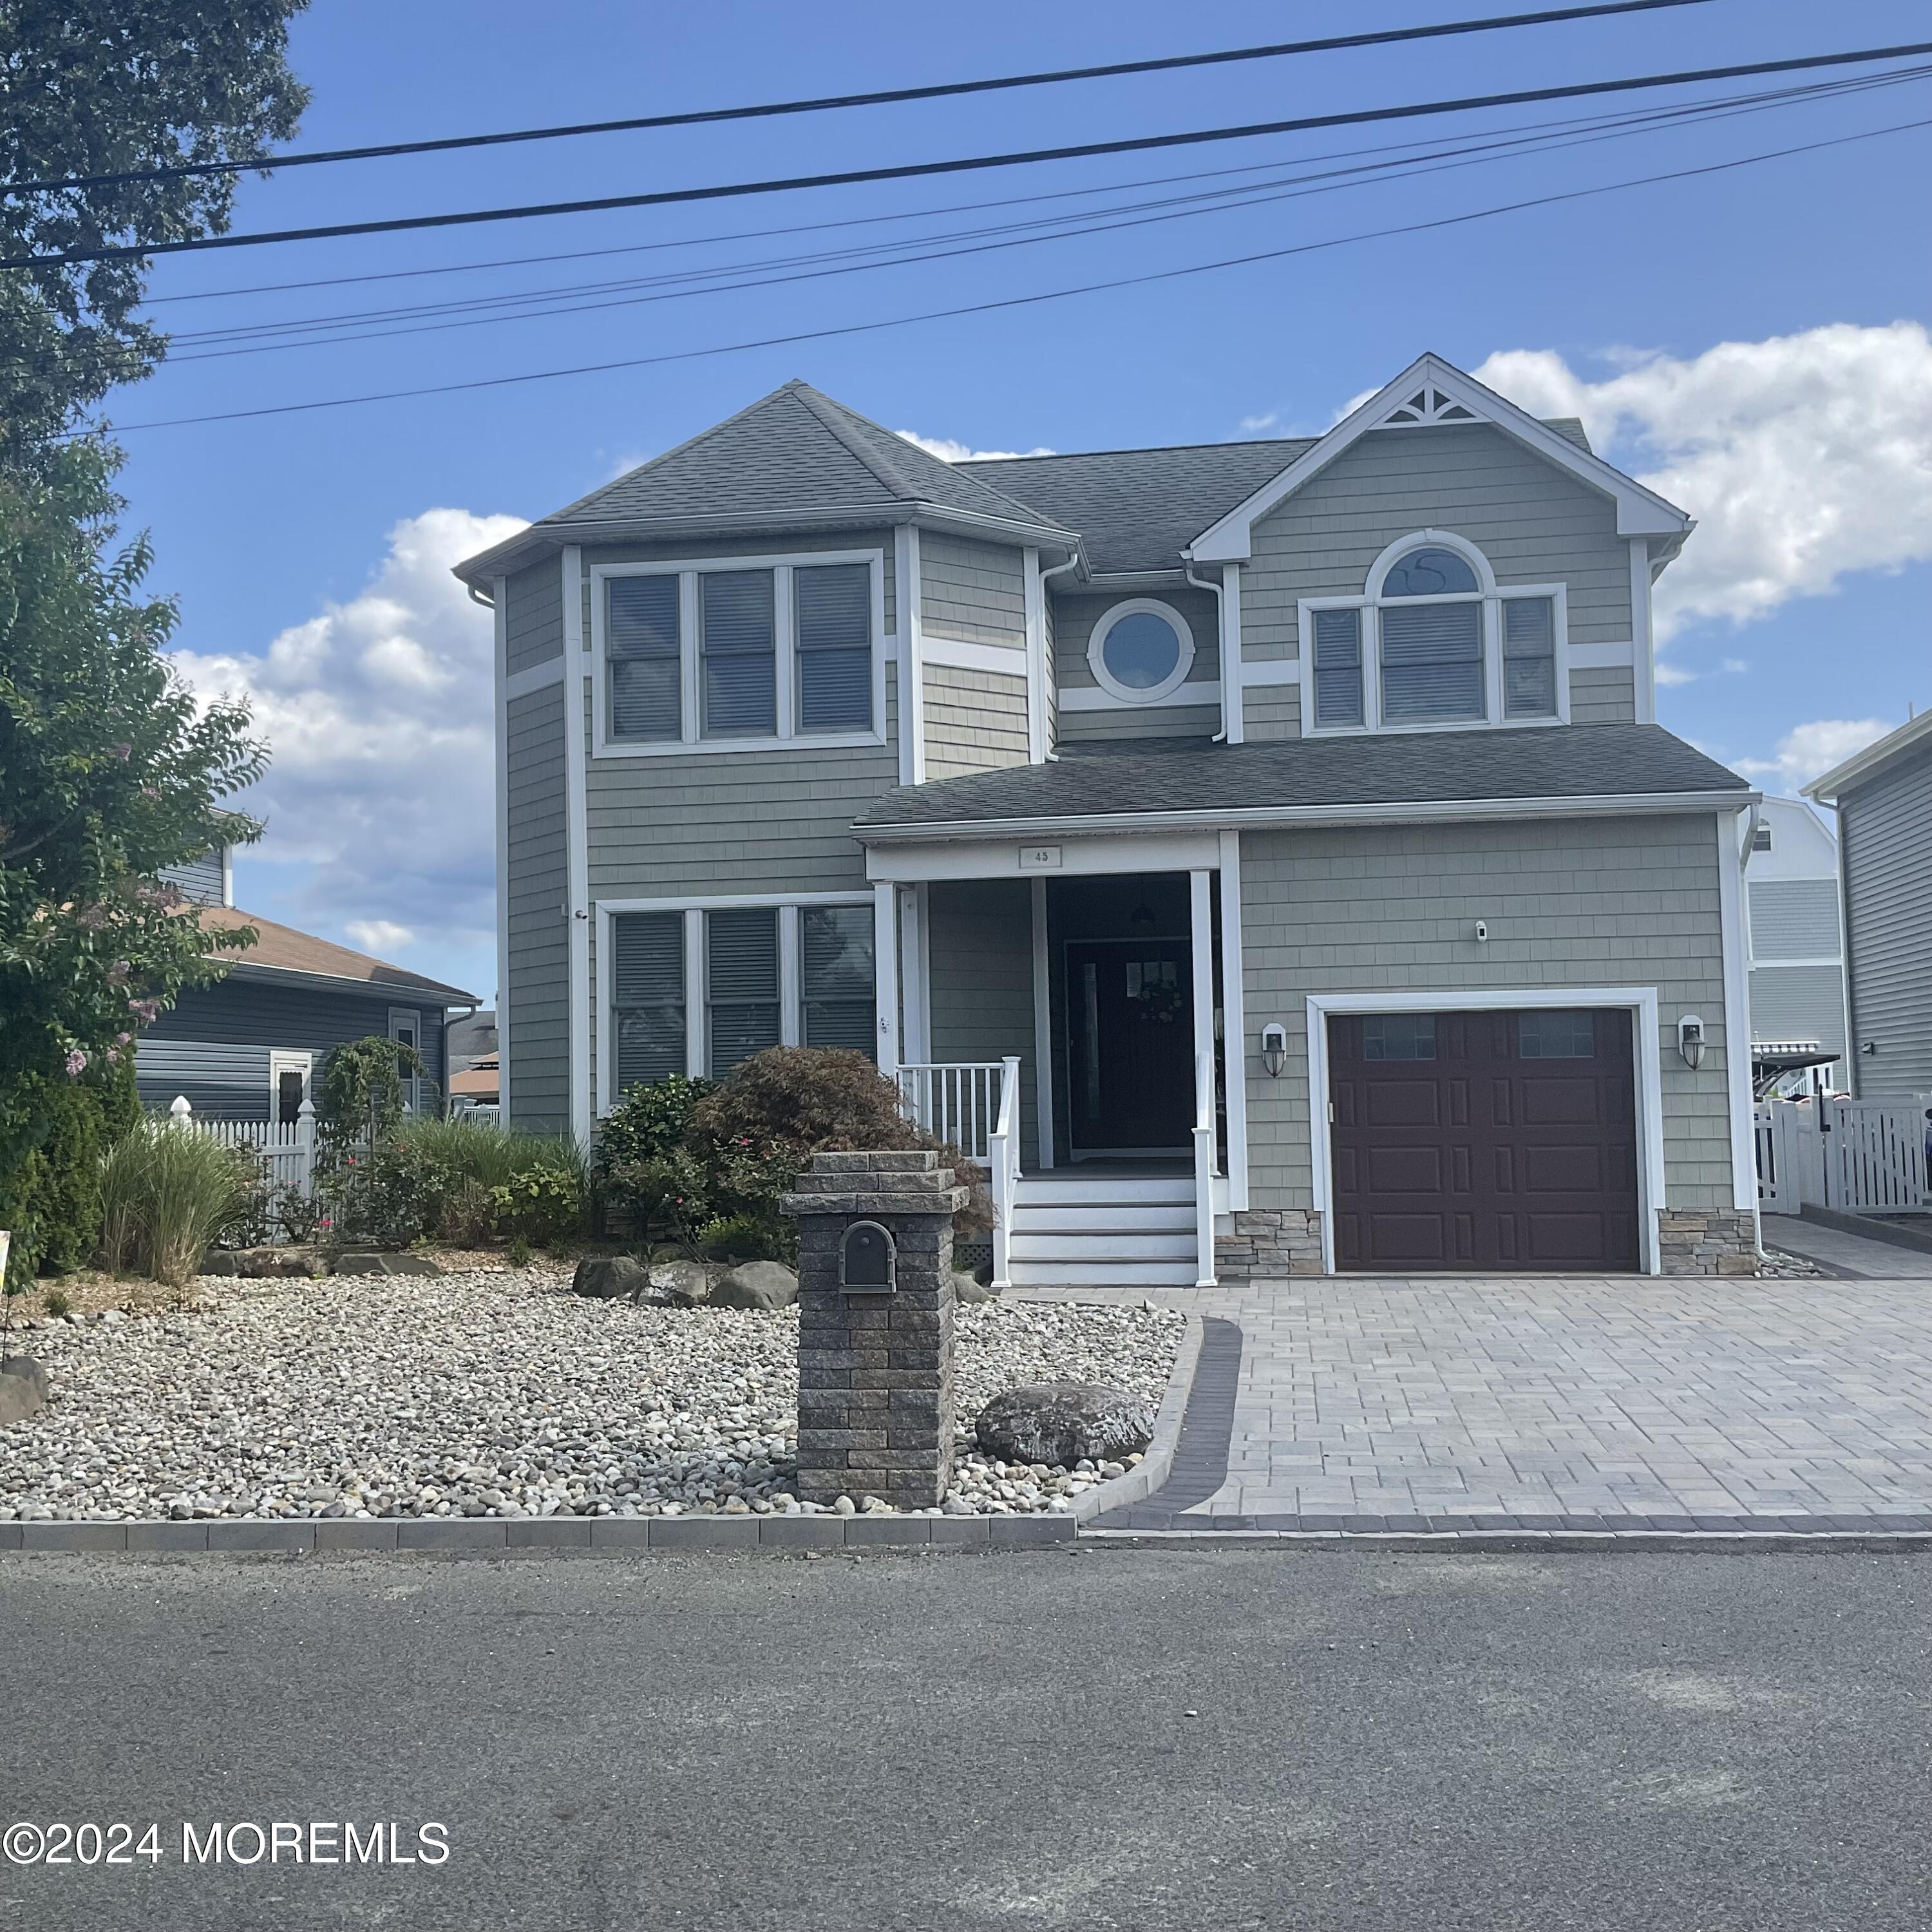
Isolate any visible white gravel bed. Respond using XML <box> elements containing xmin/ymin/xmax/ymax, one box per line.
<box><xmin>0</xmin><ymin>1269</ymin><xmax>1183</xmax><ymax>1522</ymax></box>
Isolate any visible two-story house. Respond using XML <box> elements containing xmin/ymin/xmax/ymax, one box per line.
<box><xmin>457</xmin><ymin>352</ymin><xmax>1761</xmax><ymax>1287</ymax></box>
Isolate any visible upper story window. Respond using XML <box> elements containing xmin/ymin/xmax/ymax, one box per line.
<box><xmin>1301</xmin><ymin>530</ymin><xmax>1566</xmax><ymax>737</ymax></box>
<box><xmin>1086</xmin><ymin>598</ymin><xmax>1198</xmax><ymax>705</ymax></box>
<box><xmin>594</xmin><ymin>550</ymin><xmax>882</xmax><ymax>755</ymax></box>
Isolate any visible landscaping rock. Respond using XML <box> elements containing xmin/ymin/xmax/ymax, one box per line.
<box><xmin>330</xmin><ymin>1252</ymin><xmax>442</xmax><ymax>1278</ymax></box>
<box><xmin>974</xmin><ymin>1381</ymin><xmax>1157</xmax><ymax>1468</ymax></box>
<box><xmin>0</xmin><ymin>1358</ymin><xmax>49</xmax><ymax>1427</ymax></box>
<box><xmin>570</xmin><ymin>1255</ymin><xmax>652</xmax><ymax>1301</ymax></box>
<box><xmin>202</xmin><ymin>1246</ymin><xmax>325</xmax><ymax>1280</ymax></box>
<box><xmin>709</xmin><ymin>1261</ymin><xmax>798</xmax><ymax>1311</ymax></box>
<box><xmin>651</xmin><ymin>1259</ymin><xmax>714</xmax><ymax>1305</ymax></box>
<box><xmin>952</xmin><ymin>1270</ymin><xmax>999</xmax><ymax>1304</ymax></box>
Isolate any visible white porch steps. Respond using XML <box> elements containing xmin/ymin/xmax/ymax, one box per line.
<box><xmin>1004</xmin><ymin>1173</ymin><xmax>1199</xmax><ymax>1288</ymax></box>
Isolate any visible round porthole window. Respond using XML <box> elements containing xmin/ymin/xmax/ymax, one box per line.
<box><xmin>1087</xmin><ymin>600</ymin><xmax>1195</xmax><ymax>705</ymax></box>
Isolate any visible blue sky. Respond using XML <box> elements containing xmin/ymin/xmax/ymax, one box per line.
<box><xmin>126</xmin><ymin>0</ymin><xmax>1932</xmax><ymax>1000</ymax></box>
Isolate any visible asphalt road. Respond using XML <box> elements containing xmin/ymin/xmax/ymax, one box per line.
<box><xmin>1</xmin><ymin>1546</ymin><xmax>1928</xmax><ymax>1931</ymax></box>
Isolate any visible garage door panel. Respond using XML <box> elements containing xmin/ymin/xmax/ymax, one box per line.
<box><xmin>1329</xmin><ymin>1009</ymin><xmax>1640</xmax><ymax>1274</ymax></box>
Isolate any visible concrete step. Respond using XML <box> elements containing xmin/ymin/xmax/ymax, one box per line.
<box><xmin>1005</xmin><ymin>1258</ymin><xmax>1200</xmax><ymax>1288</ymax></box>
<box><xmin>1009</xmin><ymin>1231</ymin><xmax>1197</xmax><ymax>1263</ymax></box>
<box><xmin>1013</xmin><ymin>1175</ymin><xmax>1194</xmax><ymax>1207</ymax></box>
<box><xmin>1009</xmin><ymin>1204</ymin><xmax>1195</xmax><ymax>1235</ymax></box>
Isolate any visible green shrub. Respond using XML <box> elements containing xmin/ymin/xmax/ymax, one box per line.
<box><xmin>0</xmin><ymin>1057</ymin><xmax>140</xmax><ymax>1285</ymax></box>
<box><xmin>99</xmin><ymin>1117</ymin><xmax>253</xmax><ymax>1286</ymax></box>
<box><xmin>486</xmin><ymin>1164</ymin><xmax>587</xmax><ymax>1247</ymax></box>
<box><xmin>596</xmin><ymin>1074</ymin><xmax>713</xmax><ymax>1173</ymax></box>
<box><xmin>696</xmin><ymin>1212</ymin><xmax>790</xmax><ymax>1262</ymax></box>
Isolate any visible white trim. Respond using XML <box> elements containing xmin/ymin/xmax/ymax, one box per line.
<box><xmin>778</xmin><ymin>902</ymin><xmax>802</xmax><ymax>1048</ymax></box>
<box><xmin>1806</xmin><ymin>708</ymin><xmax>1932</xmax><ymax>802</ymax></box>
<box><xmin>506</xmin><ymin>658</ymin><xmax>565</xmax><ymax>701</ymax></box>
<box><xmin>1086</xmin><ymin>597</ymin><xmax>1198</xmax><ymax>705</ymax></box>
<box><xmin>866</xmin><ymin>828</ymin><xmax>1223</xmax><ymax>882</ymax></box>
<box><xmin>587</xmin><ymin>547</ymin><xmax>887</xmax><ymax>761</ymax></box>
<box><xmin>1305</xmin><ymin>987</ymin><xmax>1667</xmax><ymax>1277</ymax></box>
<box><xmin>1629</xmin><ymin>539</ymin><xmax>1656</xmax><ymax>724</ymax></box>
<box><xmin>858</xmin><ymin>789</ymin><xmax>1759</xmax><ymax>849</ymax></box>
<box><xmin>1716</xmin><ymin>812</ymin><xmax>1762</xmax><ymax>1220</ymax></box>
<box><xmin>1030</xmin><ymin>875</ymin><xmax>1055</xmax><ymax>1168</ymax></box>
<box><xmin>1189</xmin><ymin>872</ymin><xmax>1215</xmax><ymax>1128</ymax></box>
<box><xmin>920</xmin><ymin>634</ymin><xmax>1032</xmax><ymax>679</ymax></box>
<box><xmin>874</xmin><ymin>880</ymin><xmax>900</xmax><ymax>1069</ymax></box>
<box><xmin>387</xmin><ymin>1007</ymin><xmax>425</xmax><ymax>1116</ymax></box>
<box><xmin>1221</xmin><ymin>564</ymin><xmax>1244</xmax><ymax>744</ymax></box>
<box><xmin>561</xmin><ymin>545</ymin><xmax>592</xmax><ymax>1146</ymax></box>
<box><xmin>599</xmin><ymin>889</ymin><xmax>874</xmax><ymax>914</ymax></box>
<box><xmin>1188</xmin><ymin>352</ymin><xmax>1690</xmax><ymax>562</ymax></box>
<box><xmin>1217</xmin><ymin>829</ymin><xmax>1248</xmax><ymax>1211</ymax></box>
<box><xmin>1294</xmin><ymin>539</ymin><xmax>1571</xmax><ymax>739</ymax></box>
<box><xmin>897</xmin><ymin>526</ymin><xmax>927</xmax><ymax>786</ymax></box>
<box><xmin>1238</xmin><ymin>657</ymin><xmax>1300</xmax><ymax>687</ymax></box>
<box><xmin>491</xmin><ymin>574</ymin><xmax>511</xmax><ymax>1124</ymax></box>
<box><xmin>1023</xmin><ymin>546</ymin><xmax>1047</xmax><ymax>764</ymax></box>
<box><xmin>219</xmin><ymin>844</ymin><xmax>234</xmax><ymax>910</ymax></box>
<box><xmin>682</xmin><ymin>908</ymin><xmax>706</xmax><ymax>1079</ymax></box>
<box><xmin>1058</xmin><ymin>677</ymin><xmax>1221</xmax><ymax>714</ymax></box>
<box><xmin>267</xmin><ymin>1049</ymin><xmax>312</xmax><ymax>1119</ymax></box>
<box><xmin>1569</xmin><ymin>639</ymin><xmax>1637</xmax><ymax>672</ymax></box>
<box><xmin>898</xmin><ymin>884</ymin><xmax>930</xmax><ymax>1064</ymax></box>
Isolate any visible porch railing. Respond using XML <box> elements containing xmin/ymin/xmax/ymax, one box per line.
<box><xmin>985</xmin><ymin>1055</ymin><xmax>1021</xmax><ymax>1291</ymax></box>
<box><xmin>894</xmin><ymin>1061</ymin><xmax>1008</xmax><ymax>1162</ymax></box>
<box><xmin>1193</xmin><ymin>1049</ymin><xmax>1217</xmax><ymax>1287</ymax></box>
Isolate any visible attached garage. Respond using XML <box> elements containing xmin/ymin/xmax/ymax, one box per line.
<box><xmin>1326</xmin><ymin>1007</ymin><xmax>1641</xmax><ymax>1273</ymax></box>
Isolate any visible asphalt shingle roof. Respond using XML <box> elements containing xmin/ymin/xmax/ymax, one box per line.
<box><xmin>856</xmin><ymin>724</ymin><xmax>1748</xmax><ymax>831</ymax></box>
<box><xmin>529</xmin><ymin>381</ymin><xmax>1069</xmax><ymax>538</ymax></box>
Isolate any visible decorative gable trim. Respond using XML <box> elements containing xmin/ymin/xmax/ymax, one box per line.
<box><xmin>1186</xmin><ymin>354</ymin><xmax>1692</xmax><ymax>563</ymax></box>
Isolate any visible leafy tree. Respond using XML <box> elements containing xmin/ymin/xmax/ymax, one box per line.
<box><xmin>315</xmin><ymin>1035</ymin><xmax>429</xmax><ymax>1154</ymax></box>
<box><xmin>0</xmin><ymin>1</ymin><xmax>311</xmax><ymax>459</ymax></box>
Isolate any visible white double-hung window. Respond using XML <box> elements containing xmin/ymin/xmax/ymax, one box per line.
<box><xmin>1300</xmin><ymin>531</ymin><xmax>1566</xmax><ymax>735</ymax></box>
<box><xmin>592</xmin><ymin>549</ymin><xmax>884</xmax><ymax>755</ymax></box>
<box><xmin>601</xmin><ymin>897</ymin><xmax>878</xmax><ymax>1102</ymax></box>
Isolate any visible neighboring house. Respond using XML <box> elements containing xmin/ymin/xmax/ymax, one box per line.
<box><xmin>140</xmin><ymin>842</ymin><xmax>480</xmax><ymax>1122</ymax></box>
<box><xmin>1806</xmin><ymin>713</ymin><xmax>1932</xmax><ymax>1099</ymax></box>
<box><xmin>457</xmin><ymin>352</ymin><xmax>1761</xmax><ymax>1284</ymax></box>
<box><xmin>446</xmin><ymin>1009</ymin><xmax>501</xmax><ymax>1112</ymax></box>
<box><xmin>1743</xmin><ymin>796</ymin><xmax>1849</xmax><ymax>1088</ymax></box>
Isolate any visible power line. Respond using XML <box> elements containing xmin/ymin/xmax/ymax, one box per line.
<box><xmin>147</xmin><ymin>66</ymin><xmax>1930</xmax><ymax>366</ymax></box>
<box><xmin>97</xmin><ymin>110</ymin><xmax>1932</xmax><ymax>434</ymax></box>
<box><xmin>9</xmin><ymin>39</ymin><xmax>1927</xmax><ymax>274</ymax></box>
<box><xmin>5</xmin><ymin>1</ymin><xmax>1718</xmax><ymax>196</ymax></box>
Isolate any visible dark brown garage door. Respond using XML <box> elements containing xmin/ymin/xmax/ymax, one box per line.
<box><xmin>1328</xmin><ymin>1009</ymin><xmax>1640</xmax><ymax>1273</ymax></box>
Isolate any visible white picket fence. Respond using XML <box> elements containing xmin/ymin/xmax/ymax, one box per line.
<box><xmin>1754</xmin><ymin>1095</ymin><xmax>1932</xmax><ymax>1216</ymax></box>
<box><xmin>168</xmin><ymin>1094</ymin><xmax>317</xmax><ymax>1200</ymax></box>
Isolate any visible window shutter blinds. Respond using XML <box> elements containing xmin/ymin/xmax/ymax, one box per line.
<box><xmin>1311</xmin><ymin>607</ymin><xmax>1363</xmax><ymax>726</ymax></box>
<box><xmin>607</xmin><ymin>576</ymin><xmax>681</xmax><ymax>741</ymax></box>
<box><xmin>802</xmin><ymin>905</ymin><xmax>876</xmax><ymax>1056</ymax></box>
<box><xmin>701</xmin><ymin>571</ymin><xmax>776</xmax><ymax>737</ymax></box>
<box><xmin>706</xmin><ymin>907</ymin><xmax>781</xmax><ymax>1074</ymax></box>
<box><xmin>1379</xmin><ymin>600</ymin><xmax>1483</xmax><ymax>721</ymax></box>
<box><xmin>795</xmin><ymin>564</ymin><xmax>872</xmax><ymax>732</ymax></box>
<box><xmin>611</xmin><ymin>911</ymin><xmax>686</xmax><ymax>1091</ymax></box>
<box><xmin>1502</xmin><ymin>596</ymin><xmax>1557</xmax><ymax>718</ymax></box>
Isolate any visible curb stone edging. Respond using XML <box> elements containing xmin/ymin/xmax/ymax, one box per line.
<box><xmin>1068</xmin><ymin>1314</ymin><xmax>1205</xmax><ymax>1526</ymax></box>
<box><xmin>1083</xmin><ymin>1527</ymin><xmax>1932</xmax><ymax>1552</ymax></box>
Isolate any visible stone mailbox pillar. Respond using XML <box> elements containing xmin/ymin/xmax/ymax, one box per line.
<box><xmin>781</xmin><ymin>1151</ymin><xmax>968</xmax><ymax>1511</ymax></box>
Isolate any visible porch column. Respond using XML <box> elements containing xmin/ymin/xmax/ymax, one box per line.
<box><xmin>1189</xmin><ymin>869</ymin><xmax>1216</xmax><ymax>1153</ymax></box>
<box><xmin>1030</xmin><ymin>876</ymin><xmax>1056</xmax><ymax>1168</ymax></box>
<box><xmin>874</xmin><ymin>880</ymin><xmax>901</xmax><ymax>1071</ymax></box>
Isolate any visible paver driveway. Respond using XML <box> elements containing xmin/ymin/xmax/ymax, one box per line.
<box><xmin>1036</xmin><ymin>1232</ymin><xmax>1932</xmax><ymax>1530</ymax></box>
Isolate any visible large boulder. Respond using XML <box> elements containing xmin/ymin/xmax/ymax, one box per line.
<box><xmin>202</xmin><ymin>1246</ymin><xmax>324</xmax><ymax>1279</ymax></box>
<box><xmin>952</xmin><ymin>1270</ymin><xmax>999</xmax><ymax>1305</ymax></box>
<box><xmin>650</xmin><ymin>1258</ymin><xmax>714</xmax><ymax>1305</ymax></box>
<box><xmin>709</xmin><ymin>1260</ymin><xmax>799</xmax><ymax>1311</ymax></box>
<box><xmin>0</xmin><ymin>1358</ymin><xmax>49</xmax><ymax>1428</ymax></box>
<box><xmin>975</xmin><ymin>1382</ymin><xmax>1156</xmax><ymax>1468</ymax></box>
<box><xmin>331</xmin><ymin>1251</ymin><xmax>442</xmax><ymax>1277</ymax></box>
<box><xmin>571</xmin><ymin>1255</ymin><xmax>653</xmax><ymax>1300</ymax></box>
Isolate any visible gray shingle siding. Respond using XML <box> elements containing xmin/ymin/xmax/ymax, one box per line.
<box><xmin>506</xmin><ymin>553</ymin><xmax>564</xmax><ymax>676</ymax></box>
<box><xmin>921</xmin><ymin>532</ymin><xmax>1025</xmax><ymax>646</ymax></box>
<box><xmin>158</xmin><ymin>848</ymin><xmax>225</xmax><ymax>908</ymax></box>
<box><xmin>1050</xmin><ymin>587</ymin><xmax>1219</xmax><ymax>745</ymax></box>
<box><xmin>1748</xmin><ymin>963</ymin><xmax>1847</xmax><ymax>1057</ymax></box>
<box><xmin>1242</xmin><ymin>685</ymin><xmax>1302</xmax><ymax>743</ymax></box>
<box><xmin>1569</xmin><ymin>665</ymin><xmax>1638</xmax><ymax>725</ymax></box>
<box><xmin>923</xmin><ymin>664</ymin><xmax>1028</xmax><ymax>779</ymax></box>
<box><xmin>1748</xmin><ymin>878</ymin><xmax>1842</xmax><ymax>961</ymax></box>
<box><xmin>925</xmin><ymin>879</ymin><xmax>1038</xmax><ymax>1169</ymax></box>
<box><xmin>505</xmin><ymin>679</ymin><xmax>570</xmax><ymax>1130</ymax></box>
<box><xmin>1838</xmin><ymin>744</ymin><xmax>1932</xmax><ymax>1097</ymax></box>
<box><xmin>1238</xmin><ymin>813</ymin><xmax>1736</xmax><ymax>1214</ymax></box>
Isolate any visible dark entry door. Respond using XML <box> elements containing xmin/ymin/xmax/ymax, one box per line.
<box><xmin>1328</xmin><ymin>1008</ymin><xmax>1640</xmax><ymax>1272</ymax></box>
<box><xmin>1066</xmin><ymin>940</ymin><xmax>1193</xmax><ymax>1154</ymax></box>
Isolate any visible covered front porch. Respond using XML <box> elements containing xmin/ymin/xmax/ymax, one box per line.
<box><xmin>866</xmin><ymin>829</ymin><xmax>1247</xmax><ymax>1289</ymax></box>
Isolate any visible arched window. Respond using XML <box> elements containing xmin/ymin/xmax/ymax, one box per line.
<box><xmin>1087</xmin><ymin>599</ymin><xmax>1197</xmax><ymax>705</ymax></box>
<box><xmin>1304</xmin><ymin>530</ymin><xmax>1562</xmax><ymax>734</ymax></box>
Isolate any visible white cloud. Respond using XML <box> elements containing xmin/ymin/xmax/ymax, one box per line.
<box><xmin>1472</xmin><ymin>323</ymin><xmax>1932</xmax><ymax>640</ymax></box>
<box><xmin>345</xmin><ymin>920</ymin><xmax>417</xmax><ymax>956</ymax></box>
<box><xmin>895</xmin><ymin>429</ymin><xmax>1054</xmax><ymax>463</ymax></box>
<box><xmin>1653</xmin><ymin>661</ymin><xmax>1697</xmax><ymax>686</ymax></box>
<box><xmin>170</xmin><ymin>507</ymin><xmax>526</xmax><ymax>970</ymax></box>
<box><xmin>1732</xmin><ymin>717</ymin><xmax>1897</xmax><ymax>791</ymax></box>
<box><xmin>1238</xmin><ymin>411</ymin><xmax>1280</xmax><ymax>433</ymax></box>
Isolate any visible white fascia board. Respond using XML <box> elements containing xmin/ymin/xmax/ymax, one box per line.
<box><xmin>1804</xmin><ymin>708</ymin><xmax>1932</xmax><ymax>801</ymax></box>
<box><xmin>1188</xmin><ymin>353</ymin><xmax>1690</xmax><ymax>563</ymax></box>
<box><xmin>857</xmin><ymin>788</ymin><xmax>1758</xmax><ymax>848</ymax></box>
<box><xmin>866</xmin><ymin>829</ymin><xmax>1222</xmax><ymax>882</ymax></box>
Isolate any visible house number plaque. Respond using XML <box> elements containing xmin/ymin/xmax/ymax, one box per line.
<box><xmin>1018</xmin><ymin>845</ymin><xmax>1062</xmax><ymax>871</ymax></box>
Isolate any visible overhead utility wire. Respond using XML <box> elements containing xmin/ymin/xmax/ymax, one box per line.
<box><xmin>99</xmin><ymin>111</ymin><xmax>1932</xmax><ymax>433</ymax></box>
<box><xmin>152</xmin><ymin>67</ymin><xmax>1919</xmax><ymax>352</ymax></box>
<box><xmin>5</xmin><ymin>1</ymin><xmax>1716</xmax><ymax>195</ymax></box>
<box><xmin>149</xmin><ymin>69</ymin><xmax>1932</xmax><ymax>365</ymax></box>
<box><xmin>9</xmin><ymin>39</ymin><xmax>1929</xmax><ymax>273</ymax></box>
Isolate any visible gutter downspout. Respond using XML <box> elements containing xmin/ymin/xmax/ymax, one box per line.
<box><xmin>1037</xmin><ymin>551</ymin><xmax>1083</xmax><ymax>761</ymax></box>
<box><xmin>467</xmin><ymin>582</ymin><xmax>495</xmax><ymax>610</ymax></box>
<box><xmin>1184</xmin><ymin>558</ymin><xmax>1235</xmax><ymax>743</ymax></box>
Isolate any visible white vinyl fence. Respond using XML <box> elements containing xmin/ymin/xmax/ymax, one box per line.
<box><xmin>168</xmin><ymin>1094</ymin><xmax>317</xmax><ymax>1200</ymax></box>
<box><xmin>1754</xmin><ymin>1095</ymin><xmax>1932</xmax><ymax>1217</ymax></box>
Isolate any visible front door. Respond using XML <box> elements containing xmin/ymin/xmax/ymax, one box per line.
<box><xmin>1065</xmin><ymin>940</ymin><xmax>1193</xmax><ymax>1155</ymax></box>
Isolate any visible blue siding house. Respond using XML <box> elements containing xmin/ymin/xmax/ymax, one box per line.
<box><xmin>140</xmin><ymin>847</ymin><xmax>480</xmax><ymax>1123</ymax></box>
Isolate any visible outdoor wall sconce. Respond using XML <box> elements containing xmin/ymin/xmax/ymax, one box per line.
<box><xmin>1473</xmin><ymin>920</ymin><xmax>1488</xmax><ymax>943</ymax></box>
<box><xmin>1678</xmin><ymin>1014</ymin><xmax>1706</xmax><ymax>1071</ymax></box>
<box><xmin>1861</xmin><ymin>1041</ymin><xmax>1879</xmax><ymax>1057</ymax></box>
<box><xmin>1260</xmin><ymin>1022</ymin><xmax>1287</xmax><ymax>1079</ymax></box>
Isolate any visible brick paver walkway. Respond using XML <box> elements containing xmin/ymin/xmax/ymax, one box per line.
<box><xmin>1030</xmin><ymin>1251</ymin><xmax>1932</xmax><ymax>1528</ymax></box>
